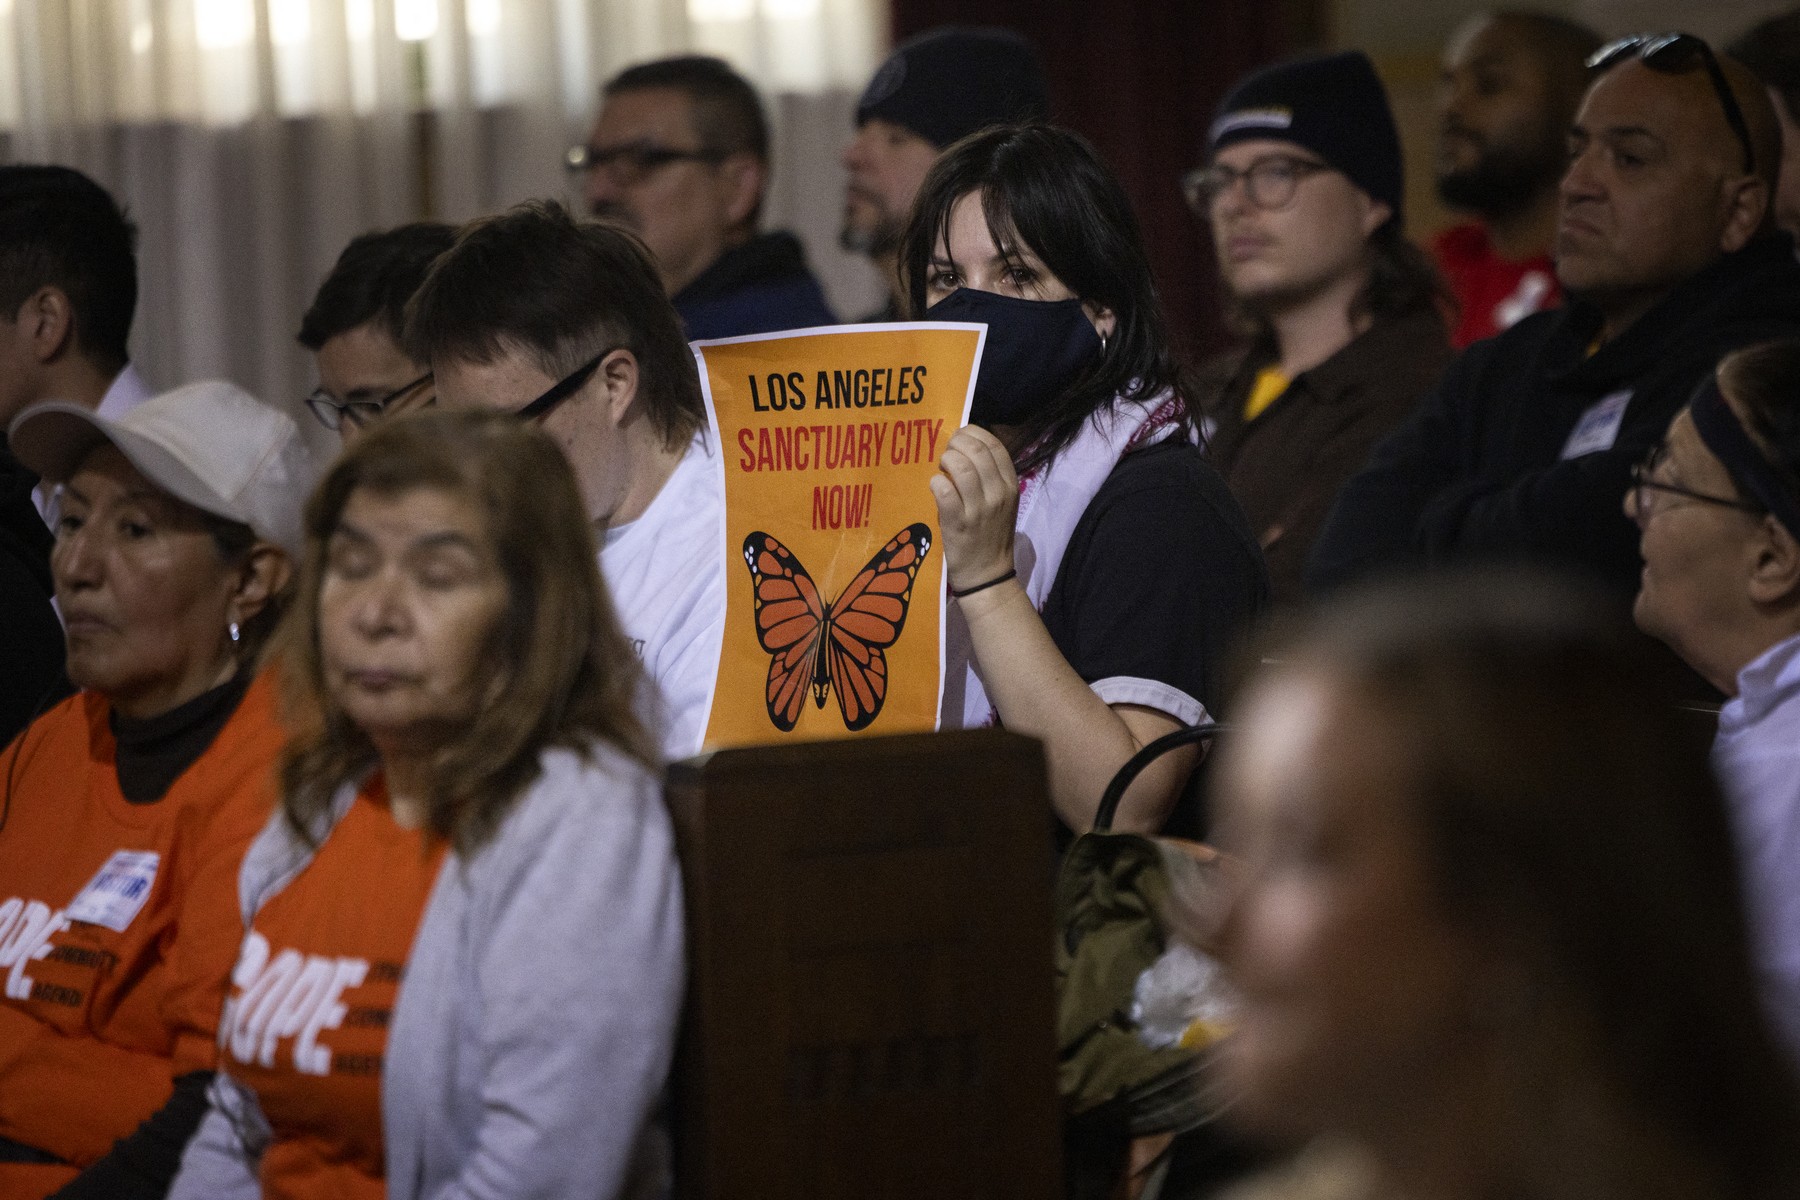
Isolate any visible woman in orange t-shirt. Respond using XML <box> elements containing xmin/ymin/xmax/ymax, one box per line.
<box><xmin>0</xmin><ymin>382</ymin><xmax>318</xmax><ymax>1199</ymax></box>
<box><xmin>170</xmin><ymin>410</ymin><xmax>684</xmax><ymax>1200</ymax></box>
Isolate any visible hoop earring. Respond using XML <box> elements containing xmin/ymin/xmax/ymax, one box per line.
<box><xmin>228</xmin><ymin>621</ymin><xmax>241</xmax><ymax>646</ymax></box>
<box><xmin>1099</xmin><ymin>331</ymin><xmax>1110</xmax><ymax>354</ymax></box>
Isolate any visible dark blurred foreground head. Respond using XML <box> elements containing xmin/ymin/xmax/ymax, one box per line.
<box><xmin>1210</xmin><ymin>568</ymin><xmax>1800</xmax><ymax>1200</ymax></box>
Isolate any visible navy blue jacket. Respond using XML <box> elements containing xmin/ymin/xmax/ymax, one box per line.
<box><xmin>674</xmin><ymin>231</ymin><xmax>836</xmax><ymax>341</ymax></box>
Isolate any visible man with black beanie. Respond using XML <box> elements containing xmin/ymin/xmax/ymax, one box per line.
<box><xmin>841</xmin><ymin>27</ymin><xmax>1049</xmax><ymax>319</ymax></box>
<box><xmin>1192</xmin><ymin>50</ymin><xmax>1452</xmax><ymax>603</ymax></box>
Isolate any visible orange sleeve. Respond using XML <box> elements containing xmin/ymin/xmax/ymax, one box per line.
<box><xmin>0</xmin><ymin>1003</ymin><xmax>175</xmax><ymax>1165</ymax></box>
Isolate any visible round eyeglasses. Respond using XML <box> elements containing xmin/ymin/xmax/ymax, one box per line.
<box><xmin>1182</xmin><ymin>155</ymin><xmax>1333</xmax><ymax>214</ymax></box>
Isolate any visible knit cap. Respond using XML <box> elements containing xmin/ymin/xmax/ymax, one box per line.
<box><xmin>1209</xmin><ymin>50</ymin><xmax>1405</xmax><ymax>227</ymax></box>
<box><xmin>857</xmin><ymin>27</ymin><xmax>1050</xmax><ymax>149</ymax></box>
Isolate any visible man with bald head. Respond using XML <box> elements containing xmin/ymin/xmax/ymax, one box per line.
<box><xmin>1311</xmin><ymin>35</ymin><xmax>1800</xmax><ymax>623</ymax></box>
<box><xmin>1434</xmin><ymin>10</ymin><xmax>1601</xmax><ymax>347</ymax></box>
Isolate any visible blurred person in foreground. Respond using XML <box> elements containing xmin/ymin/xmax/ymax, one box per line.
<box><xmin>1211</xmin><ymin>569</ymin><xmax>1800</xmax><ymax>1200</ymax></box>
<box><xmin>297</xmin><ymin>223</ymin><xmax>455</xmax><ymax>442</ymax></box>
<box><xmin>1192</xmin><ymin>50</ymin><xmax>1451</xmax><ymax>602</ymax></box>
<box><xmin>1629</xmin><ymin>339</ymin><xmax>1800</xmax><ymax>1070</ymax></box>
<box><xmin>169</xmin><ymin>410</ymin><xmax>683</xmax><ymax>1200</ymax></box>
<box><xmin>406</xmin><ymin>201</ymin><xmax>721</xmax><ymax>759</ymax></box>
<box><xmin>569</xmin><ymin>55</ymin><xmax>834</xmax><ymax>339</ymax></box>
<box><xmin>0</xmin><ymin>381</ymin><xmax>314</xmax><ymax>1197</ymax></box>
<box><xmin>1728</xmin><ymin>10</ymin><xmax>1800</xmax><ymax>242</ymax></box>
<box><xmin>1433</xmin><ymin>11</ymin><xmax>1602</xmax><ymax>347</ymax></box>
<box><xmin>842</xmin><ymin>27</ymin><xmax>1049</xmax><ymax>321</ymax></box>
<box><xmin>1311</xmin><ymin>35</ymin><xmax>1800</xmax><ymax>621</ymax></box>
<box><xmin>908</xmin><ymin>123</ymin><xmax>1268</xmax><ymax>836</ymax></box>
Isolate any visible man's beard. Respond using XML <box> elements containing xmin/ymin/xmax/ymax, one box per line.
<box><xmin>839</xmin><ymin>205</ymin><xmax>904</xmax><ymax>258</ymax></box>
<box><xmin>1436</xmin><ymin>132</ymin><xmax>1563</xmax><ymax>221</ymax></box>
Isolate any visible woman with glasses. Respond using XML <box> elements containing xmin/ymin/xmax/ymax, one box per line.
<box><xmin>1212</xmin><ymin>568</ymin><xmax>1800</xmax><ymax>1200</ymax></box>
<box><xmin>1185</xmin><ymin>51</ymin><xmax>1451</xmax><ymax>602</ymax></box>
<box><xmin>904</xmin><ymin>122</ymin><xmax>1269</xmax><ymax>837</ymax></box>
<box><xmin>1629</xmin><ymin>339</ymin><xmax>1800</xmax><ymax>1072</ymax></box>
<box><xmin>299</xmin><ymin>224</ymin><xmax>456</xmax><ymax>442</ymax></box>
<box><xmin>169</xmin><ymin>410</ymin><xmax>682</xmax><ymax>1200</ymax></box>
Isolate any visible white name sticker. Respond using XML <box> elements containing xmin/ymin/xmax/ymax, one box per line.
<box><xmin>66</xmin><ymin>851</ymin><xmax>160</xmax><ymax>933</ymax></box>
<box><xmin>1560</xmin><ymin>389</ymin><xmax>1632</xmax><ymax>460</ymax></box>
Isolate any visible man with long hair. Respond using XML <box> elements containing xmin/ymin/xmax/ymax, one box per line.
<box><xmin>1192</xmin><ymin>51</ymin><xmax>1451</xmax><ymax>602</ymax></box>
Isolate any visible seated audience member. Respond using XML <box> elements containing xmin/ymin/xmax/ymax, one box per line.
<box><xmin>843</xmin><ymin>27</ymin><xmax>1049</xmax><ymax>321</ymax></box>
<box><xmin>1434</xmin><ymin>11</ymin><xmax>1601</xmax><ymax>347</ymax></box>
<box><xmin>297</xmin><ymin>223</ymin><xmax>455</xmax><ymax>441</ymax></box>
<box><xmin>169</xmin><ymin>411</ymin><xmax>684</xmax><ymax>1200</ymax></box>
<box><xmin>1192</xmin><ymin>51</ymin><xmax>1451</xmax><ymax>602</ymax></box>
<box><xmin>0</xmin><ymin>165</ymin><xmax>152</xmax><ymax>735</ymax></box>
<box><xmin>908</xmin><ymin>124</ymin><xmax>1269</xmax><ymax>836</ymax></box>
<box><xmin>1729</xmin><ymin>10</ymin><xmax>1800</xmax><ymax>242</ymax></box>
<box><xmin>1213</xmin><ymin>570</ymin><xmax>1800</xmax><ymax>1200</ymax></box>
<box><xmin>0</xmin><ymin>166</ymin><xmax>151</xmax><ymax>433</ymax></box>
<box><xmin>568</xmin><ymin>55</ymin><xmax>835</xmax><ymax>339</ymax></box>
<box><xmin>406</xmin><ymin>200</ymin><xmax>721</xmax><ymax>758</ymax></box>
<box><xmin>0</xmin><ymin>381</ymin><xmax>315</xmax><ymax>1196</ymax></box>
<box><xmin>1629</xmin><ymin>340</ymin><xmax>1800</xmax><ymax>1070</ymax></box>
<box><xmin>1310</xmin><ymin>36</ymin><xmax>1800</xmax><ymax>609</ymax></box>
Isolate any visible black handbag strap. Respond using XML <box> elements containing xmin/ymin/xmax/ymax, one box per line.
<box><xmin>1092</xmin><ymin>722</ymin><xmax>1222</xmax><ymax>833</ymax></box>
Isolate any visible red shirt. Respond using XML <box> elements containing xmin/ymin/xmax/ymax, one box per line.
<box><xmin>1432</xmin><ymin>221</ymin><xmax>1560</xmax><ymax>349</ymax></box>
<box><xmin>0</xmin><ymin>674</ymin><xmax>281</xmax><ymax>1195</ymax></box>
<box><xmin>219</xmin><ymin>777</ymin><xmax>446</xmax><ymax>1200</ymax></box>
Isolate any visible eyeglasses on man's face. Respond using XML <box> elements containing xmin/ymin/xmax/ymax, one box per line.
<box><xmin>1587</xmin><ymin>33</ymin><xmax>1756</xmax><ymax>175</ymax></box>
<box><xmin>1182</xmin><ymin>154</ymin><xmax>1334</xmax><ymax>215</ymax></box>
<box><xmin>1628</xmin><ymin>438</ymin><xmax>1764</xmax><ymax>524</ymax></box>
<box><xmin>306</xmin><ymin>372</ymin><xmax>434</xmax><ymax>432</ymax></box>
<box><xmin>512</xmin><ymin>348</ymin><xmax>619</xmax><ymax>423</ymax></box>
<box><xmin>564</xmin><ymin>140</ymin><xmax>726</xmax><ymax>188</ymax></box>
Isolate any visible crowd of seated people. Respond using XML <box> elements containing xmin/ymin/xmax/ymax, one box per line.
<box><xmin>0</xmin><ymin>10</ymin><xmax>1798</xmax><ymax>1199</ymax></box>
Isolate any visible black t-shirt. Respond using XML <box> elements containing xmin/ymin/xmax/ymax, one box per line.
<box><xmin>1041</xmin><ymin>439</ymin><xmax>1269</xmax><ymax>837</ymax></box>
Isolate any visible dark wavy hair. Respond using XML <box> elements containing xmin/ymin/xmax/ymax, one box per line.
<box><xmin>900</xmin><ymin>123</ymin><xmax>1195</xmax><ymax>476</ymax></box>
<box><xmin>275</xmin><ymin>409</ymin><xmax>654</xmax><ymax>854</ymax></box>
<box><xmin>405</xmin><ymin>200</ymin><xmax>705</xmax><ymax>452</ymax></box>
<box><xmin>1247</xmin><ymin>568</ymin><xmax>1800</xmax><ymax>1198</ymax></box>
<box><xmin>298</xmin><ymin>222</ymin><xmax>456</xmax><ymax>352</ymax></box>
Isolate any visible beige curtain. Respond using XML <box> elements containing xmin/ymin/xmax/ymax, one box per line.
<box><xmin>0</xmin><ymin>0</ymin><xmax>887</xmax><ymax>426</ymax></box>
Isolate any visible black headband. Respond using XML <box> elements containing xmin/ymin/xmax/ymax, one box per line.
<box><xmin>1688</xmin><ymin>374</ymin><xmax>1800</xmax><ymax>542</ymax></box>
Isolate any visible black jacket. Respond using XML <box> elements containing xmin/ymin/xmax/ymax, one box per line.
<box><xmin>0</xmin><ymin>442</ymin><xmax>67</xmax><ymax>745</ymax></box>
<box><xmin>1307</xmin><ymin>235</ymin><xmax>1800</xmax><ymax>602</ymax></box>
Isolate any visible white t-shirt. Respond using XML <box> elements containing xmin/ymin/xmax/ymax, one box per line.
<box><xmin>600</xmin><ymin>433</ymin><xmax>725</xmax><ymax>761</ymax></box>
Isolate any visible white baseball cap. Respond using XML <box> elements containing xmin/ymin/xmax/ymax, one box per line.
<box><xmin>8</xmin><ymin>380</ymin><xmax>321</xmax><ymax>557</ymax></box>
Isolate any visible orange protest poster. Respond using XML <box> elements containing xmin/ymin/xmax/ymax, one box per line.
<box><xmin>697</xmin><ymin>323</ymin><xmax>982</xmax><ymax>748</ymax></box>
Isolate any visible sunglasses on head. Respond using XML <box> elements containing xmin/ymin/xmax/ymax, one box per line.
<box><xmin>1587</xmin><ymin>33</ymin><xmax>1755</xmax><ymax>175</ymax></box>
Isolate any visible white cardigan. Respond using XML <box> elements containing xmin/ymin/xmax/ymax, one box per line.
<box><xmin>170</xmin><ymin>742</ymin><xmax>686</xmax><ymax>1200</ymax></box>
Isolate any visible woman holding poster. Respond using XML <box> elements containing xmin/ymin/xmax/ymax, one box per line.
<box><xmin>905</xmin><ymin>123</ymin><xmax>1270</xmax><ymax>836</ymax></box>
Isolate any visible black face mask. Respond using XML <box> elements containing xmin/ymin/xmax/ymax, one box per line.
<box><xmin>925</xmin><ymin>288</ymin><xmax>1103</xmax><ymax>426</ymax></box>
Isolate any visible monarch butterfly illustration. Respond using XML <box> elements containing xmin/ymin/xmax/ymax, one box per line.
<box><xmin>742</xmin><ymin>523</ymin><xmax>933</xmax><ymax>732</ymax></box>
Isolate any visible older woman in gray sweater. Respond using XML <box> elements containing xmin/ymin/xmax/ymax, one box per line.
<box><xmin>169</xmin><ymin>410</ymin><xmax>683</xmax><ymax>1200</ymax></box>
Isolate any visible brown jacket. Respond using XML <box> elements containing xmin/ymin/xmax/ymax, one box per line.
<box><xmin>1201</xmin><ymin>307</ymin><xmax>1453</xmax><ymax>602</ymax></box>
